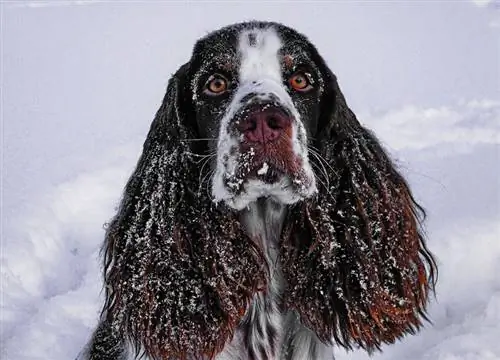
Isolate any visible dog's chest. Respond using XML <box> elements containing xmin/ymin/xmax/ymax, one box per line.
<box><xmin>236</xmin><ymin>199</ymin><xmax>287</xmax><ymax>359</ymax></box>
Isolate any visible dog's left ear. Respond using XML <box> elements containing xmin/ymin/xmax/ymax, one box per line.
<box><xmin>100</xmin><ymin>63</ymin><xmax>266</xmax><ymax>359</ymax></box>
<box><xmin>281</xmin><ymin>49</ymin><xmax>438</xmax><ymax>351</ymax></box>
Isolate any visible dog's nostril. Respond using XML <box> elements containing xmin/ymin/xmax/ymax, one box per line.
<box><xmin>247</xmin><ymin>118</ymin><xmax>257</xmax><ymax>132</ymax></box>
<box><xmin>267</xmin><ymin>116</ymin><xmax>281</xmax><ymax>130</ymax></box>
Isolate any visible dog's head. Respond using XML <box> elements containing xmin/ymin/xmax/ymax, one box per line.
<box><xmin>180</xmin><ymin>22</ymin><xmax>334</xmax><ymax>209</ymax></box>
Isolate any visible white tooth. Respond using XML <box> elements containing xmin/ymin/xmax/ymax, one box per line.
<box><xmin>257</xmin><ymin>162</ymin><xmax>269</xmax><ymax>175</ymax></box>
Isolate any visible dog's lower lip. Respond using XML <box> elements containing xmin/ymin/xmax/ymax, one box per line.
<box><xmin>260</xmin><ymin>168</ymin><xmax>280</xmax><ymax>183</ymax></box>
<box><xmin>248</xmin><ymin>162</ymin><xmax>282</xmax><ymax>183</ymax></box>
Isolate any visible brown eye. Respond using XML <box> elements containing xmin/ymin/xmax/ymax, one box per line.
<box><xmin>205</xmin><ymin>74</ymin><xmax>229</xmax><ymax>95</ymax></box>
<box><xmin>289</xmin><ymin>71</ymin><xmax>312</xmax><ymax>91</ymax></box>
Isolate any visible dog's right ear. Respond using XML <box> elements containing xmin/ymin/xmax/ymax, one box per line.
<box><xmin>98</xmin><ymin>63</ymin><xmax>267</xmax><ymax>359</ymax></box>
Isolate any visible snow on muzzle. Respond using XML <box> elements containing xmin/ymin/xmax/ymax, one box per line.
<box><xmin>212</xmin><ymin>79</ymin><xmax>317</xmax><ymax>210</ymax></box>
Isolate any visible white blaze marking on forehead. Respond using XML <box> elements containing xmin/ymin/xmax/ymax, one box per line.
<box><xmin>234</xmin><ymin>27</ymin><xmax>296</xmax><ymax>113</ymax></box>
<box><xmin>238</xmin><ymin>28</ymin><xmax>283</xmax><ymax>83</ymax></box>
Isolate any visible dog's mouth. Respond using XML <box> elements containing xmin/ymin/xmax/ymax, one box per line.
<box><xmin>248</xmin><ymin>161</ymin><xmax>282</xmax><ymax>184</ymax></box>
<box><xmin>241</xmin><ymin>145</ymin><xmax>301</xmax><ymax>181</ymax></box>
<box><xmin>221</xmin><ymin>145</ymin><xmax>315</xmax><ymax>200</ymax></box>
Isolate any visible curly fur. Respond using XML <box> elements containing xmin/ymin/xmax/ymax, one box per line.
<box><xmin>281</xmin><ymin>65</ymin><xmax>437</xmax><ymax>351</ymax></box>
<box><xmin>78</xmin><ymin>21</ymin><xmax>437</xmax><ymax>360</ymax></box>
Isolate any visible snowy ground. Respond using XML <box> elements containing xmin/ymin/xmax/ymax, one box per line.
<box><xmin>2</xmin><ymin>1</ymin><xmax>499</xmax><ymax>359</ymax></box>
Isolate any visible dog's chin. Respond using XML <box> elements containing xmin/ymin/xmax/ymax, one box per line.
<box><xmin>215</xmin><ymin>168</ymin><xmax>317</xmax><ymax>211</ymax></box>
<box><xmin>223</xmin><ymin>181</ymin><xmax>299</xmax><ymax>211</ymax></box>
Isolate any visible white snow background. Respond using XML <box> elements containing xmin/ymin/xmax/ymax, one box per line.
<box><xmin>1</xmin><ymin>1</ymin><xmax>499</xmax><ymax>359</ymax></box>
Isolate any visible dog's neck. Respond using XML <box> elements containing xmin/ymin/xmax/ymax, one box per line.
<box><xmin>239</xmin><ymin>198</ymin><xmax>287</xmax><ymax>273</ymax></box>
<box><xmin>235</xmin><ymin>199</ymin><xmax>331</xmax><ymax>360</ymax></box>
<box><xmin>235</xmin><ymin>198</ymin><xmax>287</xmax><ymax>359</ymax></box>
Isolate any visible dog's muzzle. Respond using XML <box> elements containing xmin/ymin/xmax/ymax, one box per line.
<box><xmin>212</xmin><ymin>80</ymin><xmax>317</xmax><ymax>209</ymax></box>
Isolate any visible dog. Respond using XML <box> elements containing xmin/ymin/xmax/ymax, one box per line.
<box><xmin>77</xmin><ymin>21</ymin><xmax>437</xmax><ymax>360</ymax></box>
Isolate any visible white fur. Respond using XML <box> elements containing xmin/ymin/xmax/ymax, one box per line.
<box><xmin>238</xmin><ymin>28</ymin><xmax>283</xmax><ymax>83</ymax></box>
<box><xmin>213</xmin><ymin>199</ymin><xmax>332</xmax><ymax>360</ymax></box>
<box><xmin>211</xmin><ymin>26</ymin><xmax>317</xmax><ymax>210</ymax></box>
<box><xmin>216</xmin><ymin>200</ymin><xmax>285</xmax><ymax>360</ymax></box>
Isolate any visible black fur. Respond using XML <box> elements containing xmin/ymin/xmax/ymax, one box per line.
<box><xmin>78</xmin><ymin>21</ymin><xmax>437</xmax><ymax>360</ymax></box>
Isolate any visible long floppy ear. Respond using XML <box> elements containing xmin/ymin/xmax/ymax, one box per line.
<box><xmin>280</xmin><ymin>56</ymin><xmax>438</xmax><ymax>352</ymax></box>
<box><xmin>102</xmin><ymin>64</ymin><xmax>266</xmax><ymax>359</ymax></box>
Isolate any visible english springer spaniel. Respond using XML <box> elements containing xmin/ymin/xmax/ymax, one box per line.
<box><xmin>77</xmin><ymin>21</ymin><xmax>437</xmax><ymax>360</ymax></box>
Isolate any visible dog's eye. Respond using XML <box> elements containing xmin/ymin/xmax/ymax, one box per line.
<box><xmin>289</xmin><ymin>71</ymin><xmax>313</xmax><ymax>92</ymax></box>
<box><xmin>204</xmin><ymin>74</ymin><xmax>229</xmax><ymax>95</ymax></box>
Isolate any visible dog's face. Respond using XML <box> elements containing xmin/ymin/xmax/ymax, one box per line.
<box><xmin>186</xmin><ymin>22</ymin><xmax>325</xmax><ymax>210</ymax></box>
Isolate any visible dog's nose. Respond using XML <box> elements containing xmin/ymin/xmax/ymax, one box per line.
<box><xmin>238</xmin><ymin>108</ymin><xmax>292</xmax><ymax>144</ymax></box>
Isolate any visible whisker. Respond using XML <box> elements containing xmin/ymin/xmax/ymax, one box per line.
<box><xmin>186</xmin><ymin>151</ymin><xmax>216</xmax><ymax>163</ymax></box>
<box><xmin>307</xmin><ymin>146</ymin><xmax>339</xmax><ymax>177</ymax></box>
<box><xmin>181</xmin><ymin>138</ymin><xmax>218</xmax><ymax>142</ymax></box>
<box><xmin>198</xmin><ymin>156</ymin><xmax>215</xmax><ymax>185</ymax></box>
<box><xmin>309</xmin><ymin>160</ymin><xmax>330</xmax><ymax>191</ymax></box>
<box><xmin>186</xmin><ymin>151</ymin><xmax>215</xmax><ymax>157</ymax></box>
<box><xmin>307</xmin><ymin>142</ymin><xmax>323</xmax><ymax>154</ymax></box>
<box><xmin>194</xmin><ymin>158</ymin><xmax>214</xmax><ymax>166</ymax></box>
<box><xmin>194</xmin><ymin>155</ymin><xmax>216</xmax><ymax>164</ymax></box>
<box><xmin>197</xmin><ymin>166</ymin><xmax>214</xmax><ymax>197</ymax></box>
<box><xmin>204</xmin><ymin>169</ymin><xmax>216</xmax><ymax>200</ymax></box>
<box><xmin>309</xmin><ymin>152</ymin><xmax>331</xmax><ymax>189</ymax></box>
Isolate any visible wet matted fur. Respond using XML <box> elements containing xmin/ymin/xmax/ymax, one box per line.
<box><xmin>77</xmin><ymin>21</ymin><xmax>437</xmax><ymax>360</ymax></box>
